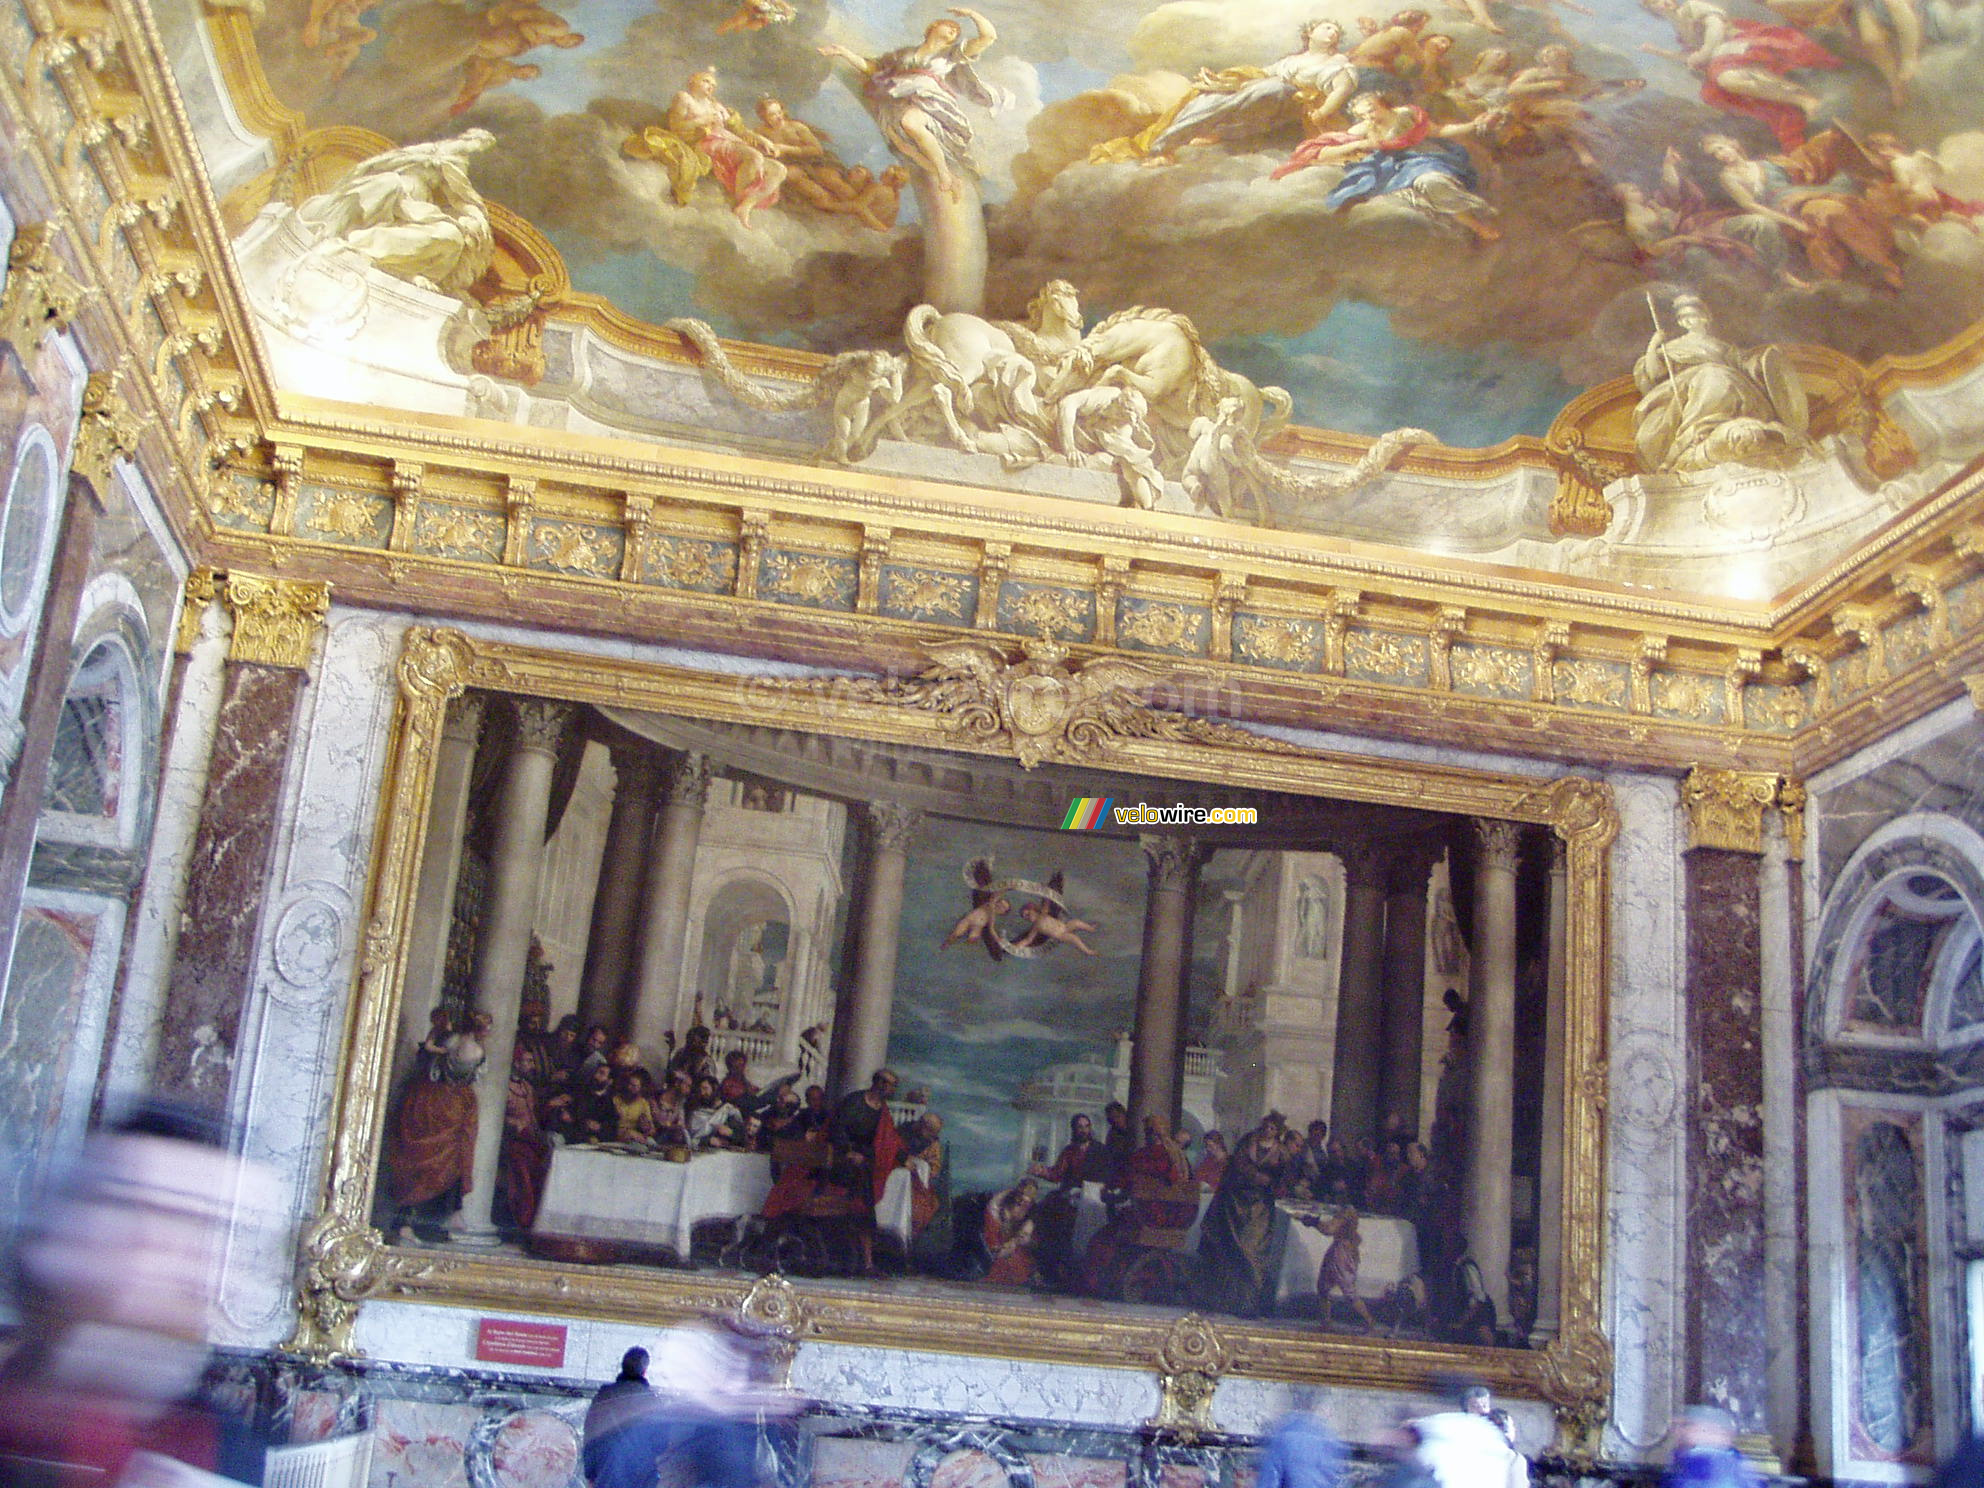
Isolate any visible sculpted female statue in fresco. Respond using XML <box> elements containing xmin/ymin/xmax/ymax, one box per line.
<box><xmin>1632</xmin><ymin>292</ymin><xmax>1809</xmax><ymax>472</ymax></box>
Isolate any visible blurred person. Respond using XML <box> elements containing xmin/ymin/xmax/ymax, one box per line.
<box><xmin>1414</xmin><ymin>1380</ymin><xmax>1527</xmax><ymax>1488</ymax></box>
<box><xmin>1663</xmin><ymin>1406</ymin><xmax>1760</xmax><ymax>1488</ymax></box>
<box><xmin>0</xmin><ymin>1099</ymin><xmax>273</xmax><ymax>1488</ymax></box>
<box><xmin>1485</xmin><ymin>1411</ymin><xmax>1528</xmax><ymax>1488</ymax></box>
<box><xmin>584</xmin><ymin>1346</ymin><xmax>659</xmax><ymax>1488</ymax></box>
<box><xmin>1258</xmin><ymin>1389</ymin><xmax>1347</xmax><ymax>1488</ymax></box>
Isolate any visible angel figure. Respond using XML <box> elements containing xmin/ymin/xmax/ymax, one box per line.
<box><xmin>449</xmin><ymin>0</ymin><xmax>585</xmax><ymax>117</ymax></box>
<box><xmin>1573</xmin><ymin>146</ymin><xmax>1756</xmax><ymax>268</ymax></box>
<box><xmin>942</xmin><ymin>857</ymin><xmax>1010</xmax><ymax>959</ymax></box>
<box><xmin>1015</xmin><ymin>874</ymin><xmax>1098</xmax><ymax>956</ymax></box>
<box><xmin>718</xmin><ymin>0</ymin><xmax>796</xmax><ymax>33</ymax></box>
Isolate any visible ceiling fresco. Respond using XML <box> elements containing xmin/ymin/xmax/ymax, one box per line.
<box><xmin>185</xmin><ymin>0</ymin><xmax>1984</xmax><ymax>597</ymax></box>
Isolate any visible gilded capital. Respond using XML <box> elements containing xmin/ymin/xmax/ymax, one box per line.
<box><xmin>223</xmin><ymin>574</ymin><xmax>330</xmax><ymax>669</ymax></box>
<box><xmin>72</xmin><ymin>372</ymin><xmax>141</xmax><ymax>488</ymax></box>
<box><xmin>439</xmin><ymin>691</ymin><xmax>487</xmax><ymax>746</ymax></box>
<box><xmin>1680</xmin><ymin>766</ymin><xmax>1781</xmax><ymax>854</ymax></box>
<box><xmin>173</xmin><ymin>566</ymin><xmax>220</xmax><ymax>655</ymax></box>
<box><xmin>1141</xmin><ymin>832</ymin><xmax>1205</xmax><ymax>892</ymax></box>
<box><xmin>1</xmin><ymin>224</ymin><xmax>89</xmax><ymax>361</ymax></box>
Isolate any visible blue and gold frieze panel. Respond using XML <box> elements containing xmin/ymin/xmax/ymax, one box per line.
<box><xmin>1651</xmin><ymin>671</ymin><xmax>1724</xmax><ymax>725</ymax></box>
<box><xmin>997</xmin><ymin>582</ymin><xmax>1096</xmax><ymax>642</ymax></box>
<box><xmin>1344</xmin><ymin>629</ymin><xmax>1430</xmax><ymax>688</ymax></box>
<box><xmin>760</xmin><ymin>549</ymin><xmax>859</xmax><ymax>611</ymax></box>
<box><xmin>1116</xmin><ymin>598</ymin><xmax>1208</xmax><ymax>657</ymax></box>
<box><xmin>1831</xmin><ymin>648</ymin><xmax>1880</xmax><ymax>703</ymax></box>
<box><xmin>1884</xmin><ymin>609</ymin><xmax>1937</xmax><ymax>673</ymax></box>
<box><xmin>1448</xmin><ymin>644</ymin><xmax>1532</xmax><ymax>700</ymax></box>
<box><xmin>210</xmin><ymin>474</ymin><xmax>275</xmax><ymax>533</ymax></box>
<box><xmin>295</xmin><ymin>482</ymin><xmax>392</xmax><ymax>549</ymax></box>
<box><xmin>528</xmin><ymin>518</ymin><xmax>623</xmax><ymax>580</ymax></box>
<box><xmin>412</xmin><ymin>502</ymin><xmax>504</xmax><ymax>563</ymax></box>
<box><xmin>879</xmin><ymin>565</ymin><xmax>975</xmax><ymax>625</ymax></box>
<box><xmin>644</xmin><ymin>535</ymin><xmax>738</xmax><ymax>594</ymax></box>
<box><xmin>1745</xmin><ymin>681</ymin><xmax>1809</xmax><ymax>734</ymax></box>
<box><xmin>1550</xmin><ymin>658</ymin><xmax>1630</xmax><ymax>714</ymax></box>
<box><xmin>1231</xmin><ymin>613</ymin><xmax>1323</xmax><ymax>673</ymax></box>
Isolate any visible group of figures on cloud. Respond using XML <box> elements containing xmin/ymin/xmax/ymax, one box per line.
<box><xmin>670</xmin><ymin>280</ymin><xmax>1431</xmax><ymax>523</ymax></box>
<box><xmin>624</xmin><ymin>74</ymin><xmax>912</xmax><ymax>233</ymax></box>
<box><xmin>1079</xmin><ymin>0</ymin><xmax>1979</xmax><ymax>295</ymax></box>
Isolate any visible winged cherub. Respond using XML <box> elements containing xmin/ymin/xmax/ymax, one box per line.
<box><xmin>718</xmin><ymin>0</ymin><xmax>797</xmax><ymax>32</ymax></box>
<box><xmin>1015</xmin><ymin>873</ymin><xmax>1099</xmax><ymax>956</ymax></box>
<box><xmin>942</xmin><ymin>856</ymin><xmax>1010</xmax><ymax>959</ymax></box>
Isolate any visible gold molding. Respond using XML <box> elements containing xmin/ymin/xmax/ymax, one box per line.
<box><xmin>1681</xmin><ymin>767</ymin><xmax>1791</xmax><ymax>855</ymax></box>
<box><xmin>221</xmin><ymin>572</ymin><xmax>329</xmax><ymax>669</ymax></box>
<box><xmin>172</xmin><ymin>564</ymin><xmax>220</xmax><ymax>655</ymax></box>
<box><xmin>72</xmin><ymin>371</ymin><xmax>141</xmax><ymax>488</ymax></box>
<box><xmin>1149</xmin><ymin>1314</ymin><xmax>1226</xmax><ymax>1440</ymax></box>
<box><xmin>295</xmin><ymin>625</ymin><xmax>1616</xmax><ymax>1414</ymax></box>
<box><xmin>0</xmin><ymin>222</ymin><xmax>90</xmax><ymax>362</ymax></box>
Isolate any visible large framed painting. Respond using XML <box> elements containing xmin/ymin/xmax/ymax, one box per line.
<box><xmin>300</xmin><ymin>627</ymin><xmax>1613</xmax><ymax>1433</ymax></box>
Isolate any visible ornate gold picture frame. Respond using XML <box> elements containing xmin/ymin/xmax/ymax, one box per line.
<box><xmin>295</xmin><ymin>626</ymin><xmax>1613</xmax><ymax>1441</ymax></box>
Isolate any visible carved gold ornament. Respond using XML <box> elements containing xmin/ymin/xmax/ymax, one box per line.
<box><xmin>71</xmin><ymin>371</ymin><xmax>141</xmax><ymax>487</ymax></box>
<box><xmin>803</xmin><ymin>639</ymin><xmax>1305</xmax><ymax>770</ymax></box>
<box><xmin>222</xmin><ymin>574</ymin><xmax>332</xmax><ymax>669</ymax></box>
<box><xmin>0</xmin><ymin>222</ymin><xmax>89</xmax><ymax>361</ymax></box>
<box><xmin>1148</xmin><ymin>1314</ymin><xmax>1227</xmax><ymax>1440</ymax></box>
<box><xmin>1680</xmin><ymin>766</ymin><xmax>1796</xmax><ymax>855</ymax></box>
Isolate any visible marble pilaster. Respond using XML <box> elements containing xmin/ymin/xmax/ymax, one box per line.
<box><xmin>577</xmin><ymin>743</ymin><xmax>658</xmax><ymax>1032</ymax></box>
<box><xmin>153</xmin><ymin>575</ymin><xmax>330</xmax><ymax>1102</ymax></box>
<box><xmin>1129</xmin><ymin>833</ymin><xmax>1202</xmax><ymax>1132</ymax></box>
<box><xmin>829</xmin><ymin>801</ymin><xmax>920</xmax><ymax>1100</ymax></box>
<box><xmin>458</xmin><ymin>697</ymin><xmax>570</xmax><ymax>1240</ymax></box>
<box><xmin>1377</xmin><ymin>851</ymin><xmax>1431</xmax><ymax>1137</ymax></box>
<box><xmin>0</xmin><ymin>472</ymin><xmax>97</xmax><ymax>991</ymax></box>
<box><xmin>627</xmin><ymin>750</ymin><xmax>711</xmax><ymax>1055</ymax></box>
<box><xmin>1680</xmin><ymin>767</ymin><xmax>1772</xmax><ymax>1441</ymax></box>
<box><xmin>1759</xmin><ymin>809</ymin><xmax>1803</xmax><ymax>1462</ymax></box>
<box><xmin>1464</xmin><ymin>817</ymin><xmax>1521</xmax><ymax>1327</ymax></box>
<box><xmin>1331</xmin><ymin>845</ymin><xmax>1388</xmax><ymax>1144</ymax></box>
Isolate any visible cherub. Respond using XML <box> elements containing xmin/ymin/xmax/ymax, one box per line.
<box><xmin>819</xmin><ymin>348</ymin><xmax>906</xmax><ymax>463</ymax></box>
<box><xmin>942</xmin><ymin>856</ymin><xmax>1010</xmax><ymax>959</ymax></box>
<box><xmin>449</xmin><ymin>0</ymin><xmax>584</xmax><ymax>116</ymax></box>
<box><xmin>820</xmin><ymin>164</ymin><xmax>912</xmax><ymax>231</ymax></box>
<box><xmin>718</xmin><ymin>0</ymin><xmax>796</xmax><ymax>33</ymax></box>
<box><xmin>1014</xmin><ymin>873</ymin><xmax>1099</xmax><ymax>956</ymax></box>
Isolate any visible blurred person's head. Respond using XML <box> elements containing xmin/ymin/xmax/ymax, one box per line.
<box><xmin>618</xmin><ymin>1345</ymin><xmax>650</xmax><ymax>1381</ymax></box>
<box><xmin>1487</xmin><ymin>1408</ymin><xmax>1517</xmax><ymax>1448</ymax></box>
<box><xmin>7</xmin><ymin>1098</ymin><xmax>263</xmax><ymax>1418</ymax></box>
<box><xmin>1674</xmin><ymin>1405</ymin><xmax>1737</xmax><ymax>1451</ymax></box>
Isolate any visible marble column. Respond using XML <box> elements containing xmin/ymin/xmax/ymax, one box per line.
<box><xmin>1464</xmin><ymin>817</ymin><xmax>1522</xmax><ymax>1327</ymax></box>
<box><xmin>457</xmin><ymin>697</ymin><xmax>570</xmax><ymax>1241</ymax></box>
<box><xmin>627</xmin><ymin>751</ymin><xmax>712</xmax><ymax>1055</ymax></box>
<box><xmin>1330</xmin><ymin>844</ymin><xmax>1388</xmax><ymax>1144</ymax></box>
<box><xmin>1130</xmin><ymin>834</ymin><xmax>1203</xmax><ymax>1133</ymax></box>
<box><xmin>1377</xmin><ymin>850</ymin><xmax>1431</xmax><ymax>1138</ymax></box>
<box><xmin>1679</xmin><ymin>766</ymin><xmax>1780</xmax><ymax>1452</ymax></box>
<box><xmin>577</xmin><ymin>743</ymin><xmax>659</xmax><ymax>1033</ymax></box>
<box><xmin>394</xmin><ymin>693</ymin><xmax>487</xmax><ymax>1088</ymax></box>
<box><xmin>1760</xmin><ymin>806</ymin><xmax>1801</xmax><ymax>1462</ymax></box>
<box><xmin>1531</xmin><ymin>835</ymin><xmax>1569</xmax><ymax>1345</ymax></box>
<box><xmin>0</xmin><ymin>472</ymin><xmax>98</xmax><ymax>991</ymax></box>
<box><xmin>830</xmin><ymin>801</ymin><xmax>921</xmax><ymax>1100</ymax></box>
<box><xmin>154</xmin><ymin>575</ymin><xmax>331</xmax><ymax>1103</ymax></box>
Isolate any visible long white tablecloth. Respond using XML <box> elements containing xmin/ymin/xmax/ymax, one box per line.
<box><xmin>533</xmin><ymin>1149</ymin><xmax>774</xmax><ymax>1255</ymax></box>
<box><xmin>532</xmin><ymin>1147</ymin><xmax>916</xmax><ymax>1254</ymax></box>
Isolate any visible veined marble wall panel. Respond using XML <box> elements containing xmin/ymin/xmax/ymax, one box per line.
<box><xmin>1600</xmin><ymin>773</ymin><xmax>1686</xmax><ymax>1460</ymax></box>
<box><xmin>212</xmin><ymin>612</ymin><xmax>1684</xmax><ymax>1435</ymax></box>
<box><xmin>216</xmin><ymin>610</ymin><xmax>406</xmax><ymax>1347</ymax></box>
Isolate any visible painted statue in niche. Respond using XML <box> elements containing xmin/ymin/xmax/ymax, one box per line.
<box><xmin>1850</xmin><ymin>1116</ymin><xmax>1931</xmax><ymax>1463</ymax></box>
<box><xmin>372</xmin><ymin>689</ymin><xmax>1565</xmax><ymax>1348</ymax></box>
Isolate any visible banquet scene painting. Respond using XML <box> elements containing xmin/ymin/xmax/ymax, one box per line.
<box><xmin>237</xmin><ymin>0</ymin><xmax>1984</xmax><ymax>452</ymax></box>
<box><xmin>374</xmin><ymin>688</ymin><xmax>1569</xmax><ymax>1346</ymax></box>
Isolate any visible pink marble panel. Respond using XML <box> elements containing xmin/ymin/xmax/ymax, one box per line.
<box><xmin>370</xmin><ymin>1399</ymin><xmax>478</xmax><ymax>1488</ymax></box>
<box><xmin>813</xmin><ymin>1437</ymin><xmax>915</xmax><ymax>1488</ymax></box>
<box><xmin>1027</xmin><ymin>1455</ymin><xmax>1128</xmax><ymax>1488</ymax></box>
<box><xmin>491</xmin><ymin>1410</ymin><xmax>579</xmax><ymax>1488</ymax></box>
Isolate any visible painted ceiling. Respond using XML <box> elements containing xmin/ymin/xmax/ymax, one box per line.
<box><xmin>186</xmin><ymin>0</ymin><xmax>1984</xmax><ymax>596</ymax></box>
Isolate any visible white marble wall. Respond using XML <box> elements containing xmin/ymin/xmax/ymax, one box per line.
<box><xmin>157</xmin><ymin>611</ymin><xmax>1690</xmax><ymax>1442</ymax></box>
<box><xmin>1598</xmin><ymin>773</ymin><xmax>1686</xmax><ymax>1461</ymax></box>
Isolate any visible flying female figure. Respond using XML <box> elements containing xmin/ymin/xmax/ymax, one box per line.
<box><xmin>818</xmin><ymin>8</ymin><xmax>1008</xmax><ymax>203</ymax></box>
